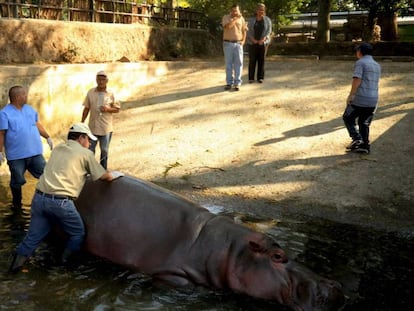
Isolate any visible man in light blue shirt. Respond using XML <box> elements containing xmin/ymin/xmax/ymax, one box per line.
<box><xmin>0</xmin><ymin>86</ymin><xmax>53</xmax><ymax>210</ymax></box>
<box><xmin>343</xmin><ymin>43</ymin><xmax>381</xmax><ymax>154</ymax></box>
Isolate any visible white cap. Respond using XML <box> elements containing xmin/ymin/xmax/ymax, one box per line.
<box><xmin>96</xmin><ymin>70</ymin><xmax>107</xmax><ymax>77</ymax></box>
<box><xmin>69</xmin><ymin>123</ymin><xmax>97</xmax><ymax>141</ymax></box>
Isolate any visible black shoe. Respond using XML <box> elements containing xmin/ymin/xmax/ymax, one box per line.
<box><xmin>8</xmin><ymin>253</ymin><xmax>28</xmax><ymax>274</ymax></box>
<box><xmin>234</xmin><ymin>85</ymin><xmax>240</xmax><ymax>91</ymax></box>
<box><xmin>353</xmin><ymin>144</ymin><xmax>370</xmax><ymax>154</ymax></box>
<box><xmin>249</xmin><ymin>80</ymin><xmax>254</xmax><ymax>83</ymax></box>
<box><xmin>346</xmin><ymin>139</ymin><xmax>363</xmax><ymax>150</ymax></box>
<box><xmin>61</xmin><ymin>249</ymin><xmax>74</xmax><ymax>265</ymax></box>
<box><xmin>224</xmin><ymin>85</ymin><xmax>232</xmax><ymax>91</ymax></box>
<box><xmin>258</xmin><ymin>79</ymin><xmax>263</xmax><ymax>83</ymax></box>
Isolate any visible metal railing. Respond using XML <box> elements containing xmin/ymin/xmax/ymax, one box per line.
<box><xmin>0</xmin><ymin>0</ymin><xmax>207</xmax><ymax>28</ymax></box>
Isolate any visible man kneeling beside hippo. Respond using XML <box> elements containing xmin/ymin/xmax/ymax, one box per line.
<box><xmin>9</xmin><ymin>123</ymin><xmax>124</xmax><ymax>272</ymax></box>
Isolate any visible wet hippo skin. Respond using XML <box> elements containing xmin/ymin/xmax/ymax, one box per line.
<box><xmin>75</xmin><ymin>176</ymin><xmax>345</xmax><ymax>311</ymax></box>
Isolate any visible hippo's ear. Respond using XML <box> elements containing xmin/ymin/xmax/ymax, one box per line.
<box><xmin>249</xmin><ymin>240</ymin><xmax>266</xmax><ymax>253</ymax></box>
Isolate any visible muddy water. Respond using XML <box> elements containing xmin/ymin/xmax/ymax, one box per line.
<box><xmin>0</xmin><ymin>176</ymin><xmax>413</xmax><ymax>311</ymax></box>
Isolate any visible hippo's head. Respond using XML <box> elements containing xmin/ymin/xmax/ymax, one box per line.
<box><xmin>228</xmin><ymin>234</ymin><xmax>345</xmax><ymax>311</ymax></box>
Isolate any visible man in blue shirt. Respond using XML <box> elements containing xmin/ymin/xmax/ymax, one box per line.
<box><xmin>0</xmin><ymin>85</ymin><xmax>53</xmax><ymax>210</ymax></box>
<box><xmin>343</xmin><ymin>43</ymin><xmax>381</xmax><ymax>154</ymax></box>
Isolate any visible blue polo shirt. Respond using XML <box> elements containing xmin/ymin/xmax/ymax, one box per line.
<box><xmin>0</xmin><ymin>104</ymin><xmax>43</xmax><ymax>160</ymax></box>
<box><xmin>353</xmin><ymin>55</ymin><xmax>381</xmax><ymax>108</ymax></box>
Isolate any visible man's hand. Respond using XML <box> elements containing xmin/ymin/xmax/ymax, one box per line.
<box><xmin>47</xmin><ymin>137</ymin><xmax>53</xmax><ymax>150</ymax></box>
<box><xmin>347</xmin><ymin>94</ymin><xmax>355</xmax><ymax>105</ymax></box>
<box><xmin>0</xmin><ymin>152</ymin><xmax>4</xmax><ymax>165</ymax></box>
<box><xmin>110</xmin><ymin>171</ymin><xmax>125</xmax><ymax>180</ymax></box>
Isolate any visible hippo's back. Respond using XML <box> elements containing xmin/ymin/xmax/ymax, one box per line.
<box><xmin>75</xmin><ymin>176</ymin><xmax>214</xmax><ymax>271</ymax></box>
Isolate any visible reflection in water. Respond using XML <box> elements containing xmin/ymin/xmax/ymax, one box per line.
<box><xmin>0</xmin><ymin>177</ymin><xmax>413</xmax><ymax>310</ymax></box>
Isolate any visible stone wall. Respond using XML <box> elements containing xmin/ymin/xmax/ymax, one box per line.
<box><xmin>0</xmin><ymin>61</ymin><xmax>189</xmax><ymax>138</ymax></box>
<box><xmin>0</xmin><ymin>19</ymin><xmax>220</xmax><ymax>63</ymax></box>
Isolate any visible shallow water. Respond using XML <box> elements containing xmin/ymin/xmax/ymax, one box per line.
<box><xmin>0</xmin><ymin>180</ymin><xmax>413</xmax><ymax>311</ymax></box>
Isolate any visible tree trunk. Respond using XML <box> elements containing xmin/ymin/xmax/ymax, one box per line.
<box><xmin>376</xmin><ymin>12</ymin><xmax>398</xmax><ymax>41</ymax></box>
<box><xmin>316</xmin><ymin>0</ymin><xmax>331</xmax><ymax>42</ymax></box>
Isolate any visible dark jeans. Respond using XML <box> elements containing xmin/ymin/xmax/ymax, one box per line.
<box><xmin>7</xmin><ymin>154</ymin><xmax>46</xmax><ymax>207</ymax></box>
<box><xmin>16</xmin><ymin>192</ymin><xmax>85</xmax><ymax>256</ymax></box>
<box><xmin>89</xmin><ymin>132</ymin><xmax>112</xmax><ymax>169</ymax></box>
<box><xmin>343</xmin><ymin>104</ymin><xmax>375</xmax><ymax>145</ymax></box>
<box><xmin>248</xmin><ymin>44</ymin><xmax>266</xmax><ymax>81</ymax></box>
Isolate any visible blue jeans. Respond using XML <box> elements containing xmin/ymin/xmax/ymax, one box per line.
<box><xmin>89</xmin><ymin>132</ymin><xmax>112</xmax><ymax>169</ymax></box>
<box><xmin>343</xmin><ymin>105</ymin><xmax>375</xmax><ymax>144</ymax></box>
<box><xmin>223</xmin><ymin>41</ymin><xmax>244</xmax><ymax>86</ymax></box>
<box><xmin>7</xmin><ymin>154</ymin><xmax>46</xmax><ymax>207</ymax></box>
<box><xmin>16</xmin><ymin>192</ymin><xmax>85</xmax><ymax>257</ymax></box>
<box><xmin>7</xmin><ymin>154</ymin><xmax>46</xmax><ymax>187</ymax></box>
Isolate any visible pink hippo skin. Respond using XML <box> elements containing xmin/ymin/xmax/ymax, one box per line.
<box><xmin>75</xmin><ymin>176</ymin><xmax>345</xmax><ymax>311</ymax></box>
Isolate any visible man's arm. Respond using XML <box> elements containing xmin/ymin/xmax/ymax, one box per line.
<box><xmin>81</xmin><ymin>107</ymin><xmax>90</xmax><ymax>122</ymax></box>
<box><xmin>36</xmin><ymin>122</ymin><xmax>51</xmax><ymax>139</ymax></box>
<box><xmin>223</xmin><ymin>15</ymin><xmax>239</xmax><ymax>29</ymax></box>
<box><xmin>0</xmin><ymin>130</ymin><xmax>4</xmax><ymax>164</ymax></box>
<box><xmin>347</xmin><ymin>77</ymin><xmax>362</xmax><ymax>104</ymax></box>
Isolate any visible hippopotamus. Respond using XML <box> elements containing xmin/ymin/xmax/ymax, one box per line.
<box><xmin>74</xmin><ymin>175</ymin><xmax>345</xmax><ymax>311</ymax></box>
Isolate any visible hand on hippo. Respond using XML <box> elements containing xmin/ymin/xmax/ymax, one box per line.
<box><xmin>110</xmin><ymin>171</ymin><xmax>124</xmax><ymax>180</ymax></box>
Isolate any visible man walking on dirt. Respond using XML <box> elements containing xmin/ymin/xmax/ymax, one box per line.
<box><xmin>343</xmin><ymin>42</ymin><xmax>381</xmax><ymax>154</ymax></box>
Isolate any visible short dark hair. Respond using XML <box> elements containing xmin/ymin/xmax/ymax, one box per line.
<box><xmin>68</xmin><ymin>132</ymin><xmax>85</xmax><ymax>141</ymax></box>
<box><xmin>356</xmin><ymin>42</ymin><xmax>373</xmax><ymax>55</ymax></box>
<box><xmin>8</xmin><ymin>85</ymin><xmax>24</xmax><ymax>102</ymax></box>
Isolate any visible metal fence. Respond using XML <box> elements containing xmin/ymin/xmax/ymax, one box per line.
<box><xmin>0</xmin><ymin>0</ymin><xmax>206</xmax><ymax>28</ymax></box>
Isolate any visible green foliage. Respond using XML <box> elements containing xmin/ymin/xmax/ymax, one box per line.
<box><xmin>352</xmin><ymin>0</ymin><xmax>413</xmax><ymax>14</ymax></box>
<box><xmin>187</xmin><ymin>0</ymin><xmax>314</xmax><ymax>33</ymax></box>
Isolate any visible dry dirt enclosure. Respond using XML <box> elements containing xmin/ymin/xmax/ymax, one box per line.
<box><xmin>97</xmin><ymin>59</ymin><xmax>413</xmax><ymax>233</ymax></box>
<box><xmin>105</xmin><ymin>58</ymin><xmax>414</xmax><ymax>233</ymax></box>
<box><xmin>0</xmin><ymin>59</ymin><xmax>411</xmax><ymax>232</ymax></box>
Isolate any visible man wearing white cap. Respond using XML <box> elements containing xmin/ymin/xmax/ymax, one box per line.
<box><xmin>81</xmin><ymin>70</ymin><xmax>120</xmax><ymax>169</ymax></box>
<box><xmin>9</xmin><ymin>123</ymin><xmax>124</xmax><ymax>273</ymax></box>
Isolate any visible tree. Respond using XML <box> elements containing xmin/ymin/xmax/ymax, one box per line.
<box><xmin>315</xmin><ymin>0</ymin><xmax>331</xmax><ymax>42</ymax></box>
<box><xmin>353</xmin><ymin>0</ymin><xmax>413</xmax><ymax>41</ymax></box>
<box><xmin>187</xmin><ymin>0</ymin><xmax>310</xmax><ymax>35</ymax></box>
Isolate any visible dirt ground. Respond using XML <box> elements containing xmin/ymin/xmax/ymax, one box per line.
<box><xmin>97</xmin><ymin>59</ymin><xmax>413</xmax><ymax>234</ymax></box>
<box><xmin>1</xmin><ymin>58</ymin><xmax>411</xmax><ymax>233</ymax></box>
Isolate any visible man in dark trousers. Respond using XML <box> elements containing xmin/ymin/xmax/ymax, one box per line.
<box><xmin>343</xmin><ymin>42</ymin><xmax>381</xmax><ymax>154</ymax></box>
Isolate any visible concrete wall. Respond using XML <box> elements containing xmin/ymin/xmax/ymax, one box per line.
<box><xmin>0</xmin><ymin>61</ymin><xmax>186</xmax><ymax>137</ymax></box>
<box><xmin>0</xmin><ymin>19</ymin><xmax>220</xmax><ymax>63</ymax></box>
<box><xmin>0</xmin><ymin>18</ymin><xmax>221</xmax><ymax>138</ymax></box>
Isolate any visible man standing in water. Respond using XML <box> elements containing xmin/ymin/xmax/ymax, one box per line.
<box><xmin>9</xmin><ymin>123</ymin><xmax>123</xmax><ymax>273</ymax></box>
<box><xmin>0</xmin><ymin>85</ymin><xmax>53</xmax><ymax>210</ymax></box>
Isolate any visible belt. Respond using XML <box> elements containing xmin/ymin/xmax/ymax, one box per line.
<box><xmin>35</xmin><ymin>189</ymin><xmax>75</xmax><ymax>201</ymax></box>
<box><xmin>223</xmin><ymin>40</ymin><xmax>240</xmax><ymax>43</ymax></box>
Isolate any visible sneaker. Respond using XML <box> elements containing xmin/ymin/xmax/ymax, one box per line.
<box><xmin>233</xmin><ymin>85</ymin><xmax>240</xmax><ymax>91</ymax></box>
<box><xmin>346</xmin><ymin>139</ymin><xmax>363</xmax><ymax>150</ymax></box>
<box><xmin>224</xmin><ymin>85</ymin><xmax>232</xmax><ymax>91</ymax></box>
<box><xmin>249</xmin><ymin>80</ymin><xmax>254</xmax><ymax>83</ymax></box>
<box><xmin>353</xmin><ymin>144</ymin><xmax>370</xmax><ymax>154</ymax></box>
<box><xmin>258</xmin><ymin>79</ymin><xmax>263</xmax><ymax>83</ymax></box>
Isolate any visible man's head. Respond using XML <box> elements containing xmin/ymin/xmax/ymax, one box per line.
<box><xmin>355</xmin><ymin>42</ymin><xmax>373</xmax><ymax>56</ymax></box>
<box><xmin>8</xmin><ymin>86</ymin><xmax>27</xmax><ymax>105</ymax></box>
<box><xmin>68</xmin><ymin>123</ymin><xmax>97</xmax><ymax>148</ymax></box>
<box><xmin>256</xmin><ymin>3</ymin><xmax>266</xmax><ymax>16</ymax></box>
<box><xmin>96</xmin><ymin>70</ymin><xmax>108</xmax><ymax>90</ymax></box>
<box><xmin>230</xmin><ymin>4</ymin><xmax>241</xmax><ymax>17</ymax></box>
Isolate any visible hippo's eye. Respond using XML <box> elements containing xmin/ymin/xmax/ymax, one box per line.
<box><xmin>271</xmin><ymin>254</ymin><xmax>283</xmax><ymax>262</ymax></box>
